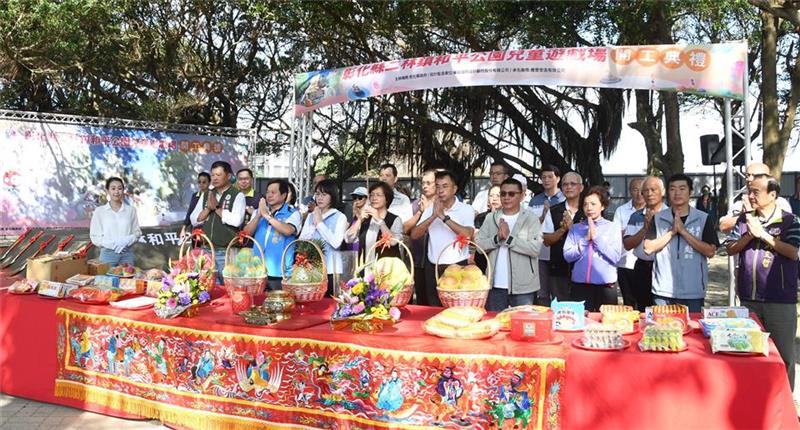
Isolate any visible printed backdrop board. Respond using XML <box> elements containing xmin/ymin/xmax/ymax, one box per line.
<box><xmin>0</xmin><ymin>118</ymin><xmax>250</xmax><ymax>231</ymax></box>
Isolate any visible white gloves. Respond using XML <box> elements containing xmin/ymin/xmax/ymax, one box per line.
<box><xmin>112</xmin><ymin>238</ymin><xmax>129</xmax><ymax>254</ymax></box>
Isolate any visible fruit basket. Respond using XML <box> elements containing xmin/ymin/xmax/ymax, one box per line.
<box><xmin>362</xmin><ymin>235</ymin><xmax>415</xmax><ymax>307</ymax></box>
<box><xmin>281</xmin><ymin>239</ymin><xmax>327</xmax><ymax>306</ymax></box>
<box><xmin>222</xmin><ymin>233</ymin><xmax>268</xmax><ymax>315</ymax></box>
<box><xmin>170</xmin><ymin>229</ymin><xmax>216</xmax><ymax>291</ymax></box>
<box><xmin>435</xmin><ymin>237</ymin><xmax>492</xmax><ymax>308</ymax></box>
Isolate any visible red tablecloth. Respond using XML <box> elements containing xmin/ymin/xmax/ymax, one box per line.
<box><xmin>1</xmin><ymin>288</ymin><xmax>798</xmax><ymax>429</ymax></box>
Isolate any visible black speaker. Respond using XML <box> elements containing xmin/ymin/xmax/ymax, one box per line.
<box><xmin>700</xmin><ymin>134</ymin><xmax>720</xmax><ymax>165</ymax></box>
<box><xmin>700</xmin><ymin>134</ymin><xmax>745</xmax><ymax>166</ymax></box>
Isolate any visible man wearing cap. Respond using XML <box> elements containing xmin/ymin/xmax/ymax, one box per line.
<box><xmin>344</xmin><ymin>186</ymin><xmax>369</xmax><ymax>252</ymax></box>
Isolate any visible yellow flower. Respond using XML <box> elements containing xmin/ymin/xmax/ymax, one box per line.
<box><xmin>351</xmin><ymin>283</ymin><xmax>364</xmax><ymax>296</ymax></box>
<box><xmin>370</xmin><ymin>305</ymin><xmax>388</xmax><ymax>317</ymax></box>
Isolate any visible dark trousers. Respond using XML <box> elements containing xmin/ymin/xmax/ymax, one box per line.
<box><xmin>266</xmin><ymin>276</ymin><xmax>282</xmax><ymax>292</ymax></box>
<box><xmin>413</xmin><ymin>266</ymin><xmax>428</xmax><ymax>305</ymax></box>
<box><xmin>617</xmin><ymin>267</ymin><xmax>637</xmax><ymax>308</ymax></box>
<box><xmin>632</xmin><ymin>260</ymin><xmax>655</xmax><ymax>312</ymax></box>
<box><xmin>423</xmin><ymin>258</ymin><xmax>467</xmax><ymax>307</ymax></box>
<box><xmin>326</xmin><ymin>274</ymin><xmax>334</xmax><ymax>297</ymax></box>
<box><xmin>570</xmin><ymin>282</ymin><xmax>618</xmax><ymax>312</ymax></box>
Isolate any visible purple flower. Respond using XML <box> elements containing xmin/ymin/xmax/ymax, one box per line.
<box><xmin>167</xmin><ymin>297</ymin><xmax>177</xmax><ymax>309</ymax></box>
<box><xmin>346</xmin><ymin>278</ymin><xmax>360</xmax><ymax>288</ymax></box>
<box><xmin>178</xmin><ymin>292</ymin><xmax>191</xmax><ymax>306</ymax></box>
<box><xmin>389</xmin><ymin>307</ymin><xmax>401</xmax><ymax>320</ymax></box>
<box><xmin>198</xmin><ymin>291</ymin><xmax>211</xmax><ymax>303</ymax></box>
<box><xmin>337</xmin><ymin>304</ymin><xmax>352</xmax><ymax>318</ymax></box>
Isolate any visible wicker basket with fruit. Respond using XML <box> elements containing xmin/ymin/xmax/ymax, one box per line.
<box><xmin>222</xmin><ymin>232</ymin><xmax>268</xmax><ymax>315</ymax></box>
<box><xmin>435</xmin><ymin>236</ymin><xmax>492</xmax><ymax>308</ymax></box>
<box><xmin>281</xmin><ymin>239</ymin><xmax>327</xmax><ymax>304</ymax></box>
<box><xmin>362</xmin><ymin>234</ymin><xmax>415</xmax><ymax>307</ymax></box>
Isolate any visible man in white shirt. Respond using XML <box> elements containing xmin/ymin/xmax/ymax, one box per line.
<box><xmin>623</xmin><ymin>176</ymin><xmax>668</xmax><ymax>311</ymax></box>
<box><xmin>612</xmin><ymin>178</ymin><xmax>644</xmax><ymax>308</ymax></box>
<box><xmin>528</xmin><ymin>165</ymin><xmax>566</xmax><ymax>305</ymax></box>
<box><xmin>471</xmin><ymin>161</ymin><xmax>510</xmax><ymax>213</ymax></box>
<box><xmin>379</xmin><ymin>163</ymin><xmax>414</xmax><ymax>222</ymax></box>
<box><xmin>193</xmin><ymin>160</ymin><xmax>246</xmax><ymax>282</ymax></box>
<box><xmin>411</xmin><ymin>171</ymin><xmax>475</xmax><ymax>306</ymax></box>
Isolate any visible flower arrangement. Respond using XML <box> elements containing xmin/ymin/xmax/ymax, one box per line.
<box><xmin>154</xmin><ymin>272</ymin><xmax>212</xmax><ymax>318</ymax></box>
<box><xmin>156</xmin><ymin>248</ymin><xmax>216</xmax><ymax>318</ymax></box>
<box><xmin>331</xmin><ymin>270</ymin><xmax>404</xmax><ymax>331</ymax></box>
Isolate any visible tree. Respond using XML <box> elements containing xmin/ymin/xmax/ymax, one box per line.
<box><xmin>750</xmin><ymin>0</ymin><xmax>800</xmax><ymax>179</ymax></box>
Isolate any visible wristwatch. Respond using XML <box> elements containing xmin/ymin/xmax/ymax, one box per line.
<box><xmin>442</xmin><ymin>215</ymin><xmax>451</xmax><ymax>223</ymax></box>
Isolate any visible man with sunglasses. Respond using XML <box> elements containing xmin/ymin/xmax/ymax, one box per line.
<box><xmin>719</xmin><ymin>163</ymin><xmax>791</xmax><ymax>233</ymax></box>
<box><xmin>476</xmin><ymin>178</ymin><xmax>543</xmax><ymax>311</ymax></box>
<box><xmin>542</xmin><ymin>171</ymin><xmax>585</xmax><ymax>304</ymax></box>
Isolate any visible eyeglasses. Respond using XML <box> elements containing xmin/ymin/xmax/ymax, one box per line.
<box><xmin>352</xmin><ymin>195</ymin><xmax>367</xmax><ymax>200</ymax></box>
<box><xmin>500</xmin><ymin>191</ymin><xmax>519</xmax><ymax>197</ymax></box>
<box><xmin>562</xmin><ymin>182</ymin><xmax>581</xmax><ymax>187</ymax></box>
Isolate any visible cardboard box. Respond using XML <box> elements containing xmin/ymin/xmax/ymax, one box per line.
<box><xmin>26</xmin><ymin>257</ymin><xmax>88</xmax><ymax>282</ymax></box>
<box><xmin>87</xmin><ymin>259</ymin><xmax>110</xmax><ymax>276</ymax></box>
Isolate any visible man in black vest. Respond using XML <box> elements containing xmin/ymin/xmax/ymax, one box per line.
<box><xmin>195</xmin><ymin>161</ymin><xmax>246</xmax><ymax>283</ymax></box>
<box><xmin>541</xmin><ymin>171</ymin><xmax>585</xmax><ymax>304</ymax></box>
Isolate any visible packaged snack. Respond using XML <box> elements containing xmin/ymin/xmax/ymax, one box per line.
<box><xmin>436</xmin><ymin>306</ymin><xmax>486</xmax><ymax>328</ymax></box>
<box><xmin>699</xmin><ymin>318</ymin><xmax>760</xmax><ymax>337</ymax></box>
<box><xmin>639</xmin><ymin>324</ymin><xmax>686</xmax><ymax>352</ymax></box>
<box><xmin>603</xmin><ymin>314</ymin><xmax>635</xmax><ymax>334</ymax></box>
<box><xmin>9</xmin><ymin>279</ymin><xmax>39</xmax><ymax>294</ymax></box>
<box><xmin>581</xmin><ymin>324</ymin><xmax>624</xmax><ymax>349</ymax></box>
<box><xmin>65</xmin><ymin>274</ymin><xmax>95</xmax><ymax>287</ymax></box>
<box><xmin>496</xmin><ymin>305</ymin><xmax>551</xmax><ymax>331</ymax></box>
<box><xmin>645</xmin><ymin>304</ymin><xmax>689</xmax><ymax>330</ymax></box>
<box><xmin>710</xmin><ymin>328</ymin><xmax>770</xmax><ymax>356</ymax></box>
<box><xmin>510</xmin><ymin>311</ymin><xmax>553</xmax><ymax>342</ymax></box>
<box><xmin>38</xmin><ymin>281</ymin><xmax>76</xmax><ymax>298</ymax></box>
<box><xmin>552</xmin><ymin>299</ymin><xmax>585</xmax><ymax>331</ymax></box>
<box><xmin>702</xmin><ymin>306</ymin><xmax>750</xmax><ymax>319</ymax></box>
<box><xmin>93</xmin><ymin>275</ymin><xmax>120</xmax><ymax>290</ymax></box>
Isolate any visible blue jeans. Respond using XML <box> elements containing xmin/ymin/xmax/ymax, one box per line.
<box><xmin>652</xmin><ymin>295</ymin><xmax>704</xmax><ymax>313</ymax></box>
<box><xmin>486</xmin><ymin>288</ymin><xmax>536</xmax><ymax>312</ymax></box>
<box><xmin>98</xmin><ymin>247</ymin><xmax>135</xmax><ymax>266</ymax></box>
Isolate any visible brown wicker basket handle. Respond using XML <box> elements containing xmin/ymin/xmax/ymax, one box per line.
<box><xmin>224</xmin><ymin>233</ymin><xmax>268</xmax><ymax>277</ymax></box>
<box><xmin>434</xmin><ymin>238</ymin><xmax>492</xmax><ymax>283</ymax></box>
<box><xmin>360</xmin><ymin>235</ymin><xmax>415</xmax><ymax>281</ymax></box>
<box><xmin>280</xmin><ymin>239</ymin><xmax>327</xmax><ymax>281</ymax></box>
<box><xmin>173</xmin><ymin>230</ymin><xmax>216</xmax><ymax>271</ymax></box>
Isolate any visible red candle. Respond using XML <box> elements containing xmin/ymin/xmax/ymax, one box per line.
<box><xmin>510</xmin><ymin>311</ymin><xmax>553</xmax><ymax>342</ymax></box>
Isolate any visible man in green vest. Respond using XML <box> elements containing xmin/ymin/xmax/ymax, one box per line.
<box><xmin>194</xmin><ymin>160</ymin><xmax>246</xmax><ymax>283</ymax></box>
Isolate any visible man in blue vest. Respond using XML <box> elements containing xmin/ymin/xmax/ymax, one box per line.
<box><xmin>243</xmin><ymin>179</ymin><xmax>302</xmax><ymax>291</ymax></box>
<box><xmin>726</xmin><ymin>175</ymin><xmax>800</xmax><ymax>389</ymax></box>
<box><xmin>643</xmin><ymin>173</ymin><xmax>718</xmax><ymax>312</ymax></box>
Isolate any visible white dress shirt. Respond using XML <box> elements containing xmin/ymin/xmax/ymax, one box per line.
<box><xmin>389</xmin><ymin>190</ymin><xmax>414</xmax><ymax>222</ymax></box>
<box><xmin>189</xmin><ymin>190</ymin><xmax>246</xmax><ymax>228</ymax></box>
<box><xmin>90</xmin><ymin>202</ymin><xmax>142</xmax><ymax>249</ymax></box>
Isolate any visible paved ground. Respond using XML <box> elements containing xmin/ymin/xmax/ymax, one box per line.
<box><xmin>1</xmin><ymin>252</ymin><xmax>798</xmax><ymax>428</ymax></box>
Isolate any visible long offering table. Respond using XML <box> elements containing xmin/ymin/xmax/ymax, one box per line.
<box><xmin>0</xmin><ymin>291</ymin><xmax>796</xmax><ymax>429</ymax></box>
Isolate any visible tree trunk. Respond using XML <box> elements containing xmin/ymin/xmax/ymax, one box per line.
<box><xmin>661</xmin><ymin>91</ymin><xmax>684</xmax><ymax>178</ymax></box>
<box><xmin>761</xmin><ymin>11</ymin><xmax>783</xmax><ymax>178</ymax></box>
